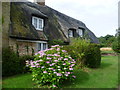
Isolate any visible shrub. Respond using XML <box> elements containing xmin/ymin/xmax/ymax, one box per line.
<box><xmin>19</xmin><ymin>55</ymin><xmax>34</xmax><ymax>73</ymax></box>
<box><xmin>63</xmin><ymin>38</ymin><xmax>90</xmax><ymax>68</ymax></box>
<box><xmin>112</xmin><ymin>41</ymin><xmax>120</xmax><ymax>53</ymax></box>
<box><xmin>63</xmin><ymin>38</ymin><xmax>101</xmax><ymax>68</ymax></box>
<box><xmin>84</xmin><ymin>44</ymin><xmax>101</xmax><ymax>68</ymax></box>
<box><xmin>26</xmin><ymin>45</ymin><xmax>76</xmax><ymax>88</ymax></box>
<box><xmin>48</xmin><ymin>39</ymin><xmax>66</xmax><ymax>47</ymax></box>
<box><xmin>2</xmin><ymin>47</ymin><xmax>34</xmax><ymax>77</ymax></box>
<box><xmin>2</xmin><ymin>47</ymin><xmax>20</xmax><ymax>76</ymax></box>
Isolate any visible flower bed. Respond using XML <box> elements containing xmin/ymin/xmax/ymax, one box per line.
<box><xmin>26</xmin><ymin>45</ymin><xmax>76</xmax><ymax>88</ymax></box>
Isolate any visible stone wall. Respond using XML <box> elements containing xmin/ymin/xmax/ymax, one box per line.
<box><xmin>9</xmin><ymin>38</ymin><xmax>37</xmax><ymax>56</ymax></box>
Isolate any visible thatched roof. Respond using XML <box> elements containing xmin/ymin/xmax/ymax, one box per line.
<box><xmin>10</xmin><ymin>2</ymin><xmax>99</xmax><ymax>43</ymax></box>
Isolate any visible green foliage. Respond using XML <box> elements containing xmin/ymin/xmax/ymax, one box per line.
<box><xmin>2</xmin><ymin>47</ymin><xmax>20</xmax><ymax>76</ymax></box>
<box><xmin>112</xmin><ymin>40</ymin><xmax>120</xmax><ymax>53</ymax></box>
<box><xmin>48</xmin><ymin>39</ymin><xmax>65</xmax><ymax>47</ymax></box>
<box><xmin>63</xmin><ymin>38</ymin><xmax>101</xmax><ymax>68</ymax></box>
<box><xmin>26</xmin><ymin>45</ymin><xmax>76</xmax><ymax>88</ymax></box>
<box><xmin>84</xmin><ymin>44</ymin><xmax>101</xmax><ymax>68</ymax></box>
<box><xmin>19</xmin><ymin>55</ymin><xmax>34</xmax><ymax>73</ymax></box>
<box><xmin>63</xmin><ymin>38</ymin><xmax>90</xmax><ymax>68</ymax></box>
<box><xmin>3</xmin><ymin>55</ymin><xmax>118</xmax><ymax>88</ymax></box>
<box><xmin>2</xmin><ymin>47</ymin><xmax>34</xmax><ymax>77</ymax></box>
<box><xmin>112</xmin><ymin>29</ymin><xmax>120</xmax><ymax>53</ymax></box>
<box><xmin>98</xmin><ymin>34</ymin><xmax>115</xmax><ymax>47</ymax></box>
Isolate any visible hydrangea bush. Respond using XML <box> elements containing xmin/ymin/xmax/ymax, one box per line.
<box><xmin>26</xmin><ymin>45</ymin><xmax>76</xmax><ymax>88</ymax></box>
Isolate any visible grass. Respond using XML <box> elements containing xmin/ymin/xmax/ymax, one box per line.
<box><xmin>2</xmin><ymin>53</ymin><xmax>118</xmax><ymax>88</ymax></box>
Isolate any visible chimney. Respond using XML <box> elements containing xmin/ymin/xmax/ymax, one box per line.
<box><xmin>34</xmin><ymin>0</ymin><xmax>45</xmax><ymax>6</ymax></box>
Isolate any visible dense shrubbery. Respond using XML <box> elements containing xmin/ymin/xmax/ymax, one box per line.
<box><xmin>84</xmin><ymin>44</ymin><xmax>101</xmax><ymax>68</ymax></box>
<box><xmin>63</xmin><ymin>38</ymin><xmax>101</xmax><ymax>68</ymax></box>
<box><xmin>98</xmin><ymin>34</ymin><xmax>116</xmax><ymax>47</ymax></box>
<box><xmin>48</xmin><ymin>39</ymin><xmax>66</xmax><ymax>47</ymax></box>
<box><xmin>2</xmin><ymin>47</ymin><xmax>34</xmax><ymax>77</ymax></box>
<box><xmin>26</xmin><ymin>45</ymin><xmax>76</xmax><ymax>88</ymax></box>
<box><xmin>112</xmin><ymin>41</ymin><xmax>120</xmax><ymax>53</ymax></box>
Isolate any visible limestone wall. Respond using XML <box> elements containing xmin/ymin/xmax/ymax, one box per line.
<box><xmin>9</xmin><ymin>38</ymin><xmax>37</xmax><ymax>56</ymax></box>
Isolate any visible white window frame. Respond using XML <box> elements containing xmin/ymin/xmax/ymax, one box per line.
<box><xmin>77</xmin><ymin>29</ymin><xmax>83</xmax><ymax>37</ymax></box>
<box><xmin>16</xmin><ymin>39</ymin><xmax>48</xmax><ymax>52</ymax></box>
<box><xmin>32</xmin><ymin>16</ymin><xmax>44</xmax><ymax>31</ymax></box>
<box><xmin>37</xmin><ymin>42</ymin><xmax>48</xmax><ymax>51</ymax></box>
<box><xmin>68</xmin><ymin>30</ymin><xmax>73</xmax><ymax>37</ymax></box>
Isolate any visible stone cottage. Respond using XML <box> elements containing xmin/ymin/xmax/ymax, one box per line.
<box><xmin>2</xmin><ymin>0</ymin><xmax>99</xmax><ymax>55</ymax></box>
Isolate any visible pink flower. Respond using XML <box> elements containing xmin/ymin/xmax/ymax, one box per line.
<box><xmin>54</xmin><ymin>54</ymin><xmax>60</xmax><ymax>57</ymax></box>
<box><xmin>63</xmin><ymin>63</ymin><xmax>66</xmax><ymax>65</ymax></box>
<box><xmin>65</xmin><ymin>74</ymin><xmax>68</xmax><ymax>76</ymax></box>
<box><xmin>31</xmin><ymin>65</ymin><xmax>36</xmax><ymax>67</ymax></box>
<box><xmin>54</xmin><ymin>72</ymin><xmax>57</xmax><ymax>74</ymax></box>
<box><xmin>41</xmin><ymin>66</ymin><xmax>44</xmax><ymax>68</ymax></box>
<box><xmin>47</xmin><ymin>57</ymin><xmax>52</xmax><ymax>60</ymax></box>
<box><xmin>46</xmin><ymin>61</ymin><xmax>50</xmax><ymax>63</ymax></box>
<box><xmin>43</xmin><ymin>71</ymin><xmax>47</xmax><ymax>73</ymax></box>
<box><xmin>72</xmin><ymin>75</ymin><xmax>76</xmax><ymax>78</ymax></box>
<box><xmin>50</xmin><ymin>64</ymin><xmax>53</xmax><ymax>66</ymax></box>
<box><xmin>53</xmin><ymin>85</ymin><xmax>57</xmax><ymax>87</ymax></box>
<box><xmin>69</xmin><ymin>68</ymin><xmax>73</xmax><ymax>70</ymax></box>
<box><xmin>62</xmin><ymin>50</ymin><xmax>67</xmax><ymax>52</ymax></box>
<box><xmin>54</xmin><ymin>60</ymin><xmax>58</xmax><ymax>62</ymax></box>
<box><xmin>53</xmin><ymin>69</ymin><xmax>56</xmax><ymax>71</ymax></box>
<box><xmin>64</xmin><ymin>58</ymin><xmax>68</xmax><ymax>60</ymax></box>
<box><xmin>36</xmin><ymin>63</ymin><xmax>39</xmax><ymax>66</ymax></box>
<box><xmin>67</xmin><ymin>72</ymin><xmax>71</xmax><ymax>74</ymax></box>
<box><xmin>56</xmin><ymin>73</ymin><xmax>62</xmax><ymax>76</ymax></box>
<box><xmin>49</xmin><ymin>68</ymin><xmax>53</xmax><ymax>70</ymax></box>
<box><xmin>70</xmin><ymin>64</ymin><xmax>75</xmax><ymax>67</ymax></box>
<box><xmin>57</xmin><ymin>48</ymin><xmax>60</xmax><ymax>51</ymax></box>
<box><xmin>38</xmin><ymin>60</ymin><xmax>43</xmax><ymax>62</ymax></box>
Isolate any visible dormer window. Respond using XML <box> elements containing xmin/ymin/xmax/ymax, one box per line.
<box><xmin>32</xmin><ymin>16</ymin><xmax>44</xmax><ymax>31</ymax></box>
<box><xmin>77</xmin><ymin>29</ymin><xmax>83</xmax><ymax>37</ymax></box>
<box><xmin>68</xmin><ymin>30</ymin><xmax>73</xmax><ymax>37</ymax></box>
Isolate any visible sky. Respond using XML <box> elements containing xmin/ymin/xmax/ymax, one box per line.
<box><xmin>28</xmin><ymin>0</ymin><xmax>119</xmax><ymax>37</ymax></box>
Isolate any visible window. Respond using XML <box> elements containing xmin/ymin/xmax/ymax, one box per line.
<box><xmin>77</xmin><ymin>29</ymin><xmax>83</xmax><ymax>37</ymax></box>
<box><xmin>32</xmin><ymin>16</ymin><xmax>44</xmax><ymax>31</ymax></box>
<box><xmin>68</xmin><ymin>30</ymin><xmax>73</xmax><ymax>37</ymax></box>
<box><xmin>37</xmin><ymin>43</ymin><xmax>48</xmax><ymax>51</ymax></box>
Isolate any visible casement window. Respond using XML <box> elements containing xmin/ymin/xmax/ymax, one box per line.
<box><xmin>37</xmin><ymin>42</ymin><xmax>48</xmax><ymax>51</ymax></box>
<box><xmin>68</xmin><ymin>30</ymin><xmax>74</xmax><ymax>37</ymax></box>
<box><xmin>77</xmin><ymin>29</ymin><xmax>83</xmax><ymax>37</ymax></box>
<box><xmin>32</xmin><ymin>16</ymin><xmax>44</xmax><ymax>31</ymax></box>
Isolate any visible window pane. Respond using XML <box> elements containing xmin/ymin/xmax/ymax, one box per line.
<box><xmin>39</xmin><ymin>19</ymin><xmax>42</xmax><ymax>29</ymax></box>
<box><xmin>38</xmin><ymin>43</ymin><xmax>41</xmax><ymax>51</ymax></box>
<box><xmin>77</xmin><ymin>29</ymin><xmax>83</xmax><ymax>37</ymax></box>
<box><xmin>43</xmin><ymin>43</ymin><xmax>46</xmax><ymax>50</ymax></box>
<box><xmin>69</xmin><ymin>30</ymin><xmax>73</xmax><ymax>37</ymax></box>
<box><xmin>34</xmin><ymin>18</ymin><xmax>37</xmax><ymax>28</ymax></box>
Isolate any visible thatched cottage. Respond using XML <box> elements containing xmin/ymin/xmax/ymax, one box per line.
<box><xmin>2</xmin><ymin>0</ymin><xmax>99</xmax><ymax>55</ymax></box>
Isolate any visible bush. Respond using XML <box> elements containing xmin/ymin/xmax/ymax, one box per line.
<box><xmin>63</xmin><ymin>38</ymin><xmax>101</xmax><ymax>68</ymax></box>
<box><xmin>26</xmin><ymin>45</ymin><xmax>76</xmax><ymax>88</ymax></box>
<box><xmin>48</xmin><ymin>39</ymin><xmax>66</xmax><ymax>47</ymax></box>
<box><xmin>2</xmin><ymin>47</ymin><xmax>34</xmax><ymax>77</ymax></box>
<box><xmin>2</xmin><ymin>48</ymin><xmax>20</xmax><ymax>76</ymax></box>
<box><xmin>63</xmin><ymin>38</ymin><xmax>90</xmax><ymax>68</ymax></box>
<box><xmin>112</xmin><ymin>41</ymin><xmax>120</xmax><ymax>53</ymax></box>
<box><xmin>19</xmin><ymin>55</ymin><xmax>34</xmax><ymax>73</ymax></box>
<box><xmin>84</xmin><ymin>44</ymin><xmax>101</xmax><ymax>68</ymax></box>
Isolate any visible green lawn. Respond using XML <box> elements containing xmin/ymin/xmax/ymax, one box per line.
<box><xmin>2</xmin><ymin>55</ymin><xmax>118</xmax><ymax>88</ymax></box>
